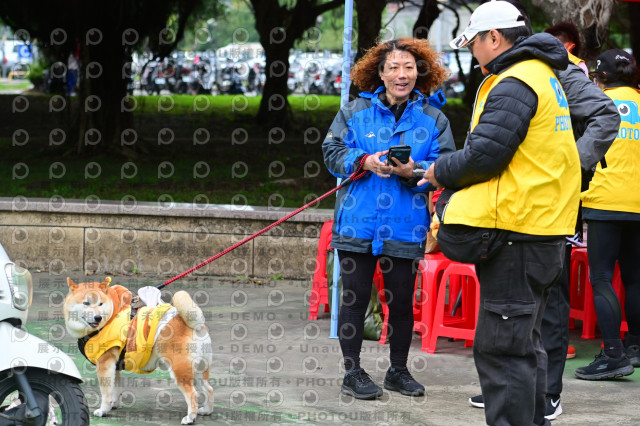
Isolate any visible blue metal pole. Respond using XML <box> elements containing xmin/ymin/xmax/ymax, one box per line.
<box><xmin>330</xmin><ymin>0</ymin><xmax>354</xmax><ymax>339</ymax></box>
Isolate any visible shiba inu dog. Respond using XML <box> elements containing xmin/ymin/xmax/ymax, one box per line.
<box><xmin>63</xmin><ymin>277</ymin><xmax>214</xmax><ymax>424</ymax></box>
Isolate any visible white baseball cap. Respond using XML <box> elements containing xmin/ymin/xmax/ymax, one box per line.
<box><xmin>449</xmin><ymin>1</ymin><xmax>526</xmax><ymax>50</ymax></box>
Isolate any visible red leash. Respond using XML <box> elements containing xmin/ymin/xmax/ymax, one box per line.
<box><xmin>157</xmin><ymin>155</ymin><xmax>370</xmax><ymax>289</ymax></box>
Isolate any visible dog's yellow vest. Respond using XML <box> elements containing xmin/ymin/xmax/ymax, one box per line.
<box><xmin>81</xmin><ymin>298</ymin><xmax>174</xmax><ymax>374</ymax></box>
<box><xmin>124</xmin><ymin>303</ymin><xmax>173</xmax><ymax>374</ymax></box>
<box><xmin>83</xmin><ymin>306</ymin><xmax>131</xmax><ymax>365</ymax></box>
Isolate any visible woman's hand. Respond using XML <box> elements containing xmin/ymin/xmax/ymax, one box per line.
<box><xmin>364</xmin><ymin>150</ymin><xmax>393</xmax><ymax>177</ymax></box>
<box><xmin>389</xmin><ymin>156</ymin><xmax>415</xmax><ymax>179</ymax></box>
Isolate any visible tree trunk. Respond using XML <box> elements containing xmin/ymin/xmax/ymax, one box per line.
<box><xmin>251</xmin><ymin>0</ymin><xmax>343</xmax><ymax>127</ymax></box>
<box><xmin>257</xmin><ymin>41</ymin><xmax>294</xmax><ymax>128</ymax></box>
<box><xmin>354</xmin><ymin>0</ymin><xmax>387</xmax><ymax>61</ymax></box>
<box><xmin>0</xmin><ymin>0</ymin><xmax>198</xmax><ymax>156</ymax></box>
<box><xmin>350</xmin><ymin>0</ymin><xmax>386</xmax><ymax>98</ymax></box>
<box><xmin>251</xmin><ymin>0</ymin><xmax>296</xmax><ymax>128</ymax></box>
<box><xmin>531</xmin><ymin>0</ymin><xmax>617</xmax><ymax>64</ymax></box>
<box><xmin>626</xmin><ymin>1</ymin><xmax>640</xmax><ymax>66</ymax></box>
<box><xmin>413</xmin><ymin>0</ymin><xmax>441</xmax><ymax>40</ymax></box>
<box><xmin>75</xmin><ymin>40</ymin><xmax>133</xmax><ymax>155</ymax></box>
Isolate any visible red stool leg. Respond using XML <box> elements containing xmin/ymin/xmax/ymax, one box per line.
<box><xmin>567</xmin><ymin>248</ymin><xmax>597</xmax><ymax>339</ymax></box>
<box><xmin>568</xmin><ymin>247</ymin><xmax>585</xmax><ymax>329</ymax></box>
<box><xmin>308</xmin><ymin>220</ymin><xmax>333</xmax><ymax>320</ymax></box>
<box><xmin>419</xmin><ymin>254</ymin><xmax>452</xmax><ymax>351</ymax></box>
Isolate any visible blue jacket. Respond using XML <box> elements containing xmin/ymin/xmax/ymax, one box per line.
<box><xmin>322</xmin><ymin>87</ymin><xmax>455</xmax><ymax>259</ymax></box>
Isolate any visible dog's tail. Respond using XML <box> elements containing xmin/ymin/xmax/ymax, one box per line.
<box><xmin>172</xmin><ymin>291</ymin><xmax>206</xmax><ymax>331</ymax></box>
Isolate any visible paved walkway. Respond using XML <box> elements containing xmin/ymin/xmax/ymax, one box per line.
<box><xmin>27</xmin><ymin>272</ymin><xmax>639</xmax><ymax>425</ymax></box>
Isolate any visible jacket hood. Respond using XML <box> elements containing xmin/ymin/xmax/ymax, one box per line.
<box><xmin>487</xmin><ymin>33</ymin><xmax>569</xmax><ymax>75</ymax></box>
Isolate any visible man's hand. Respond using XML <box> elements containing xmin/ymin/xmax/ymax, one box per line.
<box><xmin>417</xmin><ymin>163</ymin><xmax>442</xmax><ymax>188</ymax></box>
<box><xmin>364</xmin><ymin>150</ymin><xmax>392</xmax><ymax>177</ymax></box>
<box><xmin>388</xmin><ymin>156</ymin><xmax>415</xmax><ymax>179</ymax></box>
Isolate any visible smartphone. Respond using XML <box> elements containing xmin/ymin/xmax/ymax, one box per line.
<box><xmin>386</xmin><ymin>145</ymin><xmax>411</xmax><ymax>166</ymax></box>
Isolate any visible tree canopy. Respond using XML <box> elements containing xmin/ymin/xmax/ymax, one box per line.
<box><xmin>0</xmin><ymin>0</ymin><xmax>215</xmax><ymax>155</ymax></box>
<box><xmin>1</xmin><ymin>0</ymin><xmax>637</xmax><ymax>150</ymax></box>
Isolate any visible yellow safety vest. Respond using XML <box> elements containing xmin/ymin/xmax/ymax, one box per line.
<box><xmin>581</xmin><ymin>86</ymin><xmax>640</xmax><ymax>214</ymax></box>
<box><xmin>443</xmin><ymin>59</ymin><xmax>581</xmax><ymax>235</ymax></box>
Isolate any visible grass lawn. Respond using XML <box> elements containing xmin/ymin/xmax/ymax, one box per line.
<box><xmin>0</xmin><ymin>80</ymin><xmax>33</xmax><ymax>91</ymax></box>
<box><xmin>1</xmin><ymin>94</ymin><xmax>470</xmax><ymax>208</ymax></box>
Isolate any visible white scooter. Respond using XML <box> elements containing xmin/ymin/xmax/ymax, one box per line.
<box><xmin>0</xmin><ymin>243</ymin><xmax>88</xmax><ymax>425</ymax></box>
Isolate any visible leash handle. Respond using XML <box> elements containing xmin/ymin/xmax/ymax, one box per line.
<box><xmin>156</xmin><ymin>155</ymin><xmax>371</xmax><ymax>289</ymax></box>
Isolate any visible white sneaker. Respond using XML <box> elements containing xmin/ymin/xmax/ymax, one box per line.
<box><xmin>544</xmin><ymin>395</ymin><xmax>563</xmax><ymax>420</ymax></box>
<box><xmin>468</xmin><ymin>394</ymin><xmax>484</xmax><ymax>408</ymax></box>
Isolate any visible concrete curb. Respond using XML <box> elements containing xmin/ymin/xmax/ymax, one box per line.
<box><xmin>0</xmin><ymin>197</ymin><xmax>333</xmax><ymax>279</ymax></box>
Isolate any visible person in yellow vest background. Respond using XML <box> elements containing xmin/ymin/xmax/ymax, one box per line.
<box><xmin>575</xmin><ymin>49</ymin><xmax>640</xmax><ymax>380</ymax></box>
<box><xmin>418</xmin><ymin>1</ymin><xmax>581</xmax><ymax>424</ymax></box>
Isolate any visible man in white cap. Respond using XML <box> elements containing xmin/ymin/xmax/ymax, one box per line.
<box><xmin>419</xmin><ymin>1</ymin><xmax>581</xmax><ymax>424</ymax></box>
<box><xmin>463</xmin><ymin>1</ymin><xmax>621</xmax><ymax>422</ymax></box>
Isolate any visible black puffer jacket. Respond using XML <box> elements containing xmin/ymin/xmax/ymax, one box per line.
<box><xmin>434</xmin><ymin>33</ymin><xmax>569</xmax><ymax>190</ymax></box>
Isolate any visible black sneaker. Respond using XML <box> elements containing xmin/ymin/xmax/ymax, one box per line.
<box><xmin>574</xmin><ymin>351</ymin><xmax>635</xmax><ymax>380</ymax></box>
<box><xmin>341</xmin><ymin>368</ymin><xmax>383</xmax><ymax>399</ymax></box>
<box><xmin>625</xmin><ymin>345</ymin><xmax>640</xmax><ymax>368</ymax></box>
<box><xmin>383</xmin><ymin>366</ymin><xmax>425</xmax><ymax>396</ymax></box>
<box><xmin>468</xmin><ymin>394</ymin><xmax>484</xmax><ymax>408</ymax></box>
<box><xmin>544</xmin><ymin>395</ymin><xmax>562</xmax><ymax>420</ymax></box>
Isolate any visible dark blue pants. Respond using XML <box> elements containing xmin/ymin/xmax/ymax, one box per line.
<box><xmin>474</xmin><ymin>239</ymin><xmax>564</xmax><ymax>426</ymax></box>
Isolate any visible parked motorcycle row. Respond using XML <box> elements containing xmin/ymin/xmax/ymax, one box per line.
<box><xmin>288</xmin><ymin>52</ymin><xmax>344</xmax><ymax>95</ymax></box>
<box><xmin>38</xmin><ymin>49</ymin><xmax>470</xmax><ymax>97</ymax></box>
<box><xmin>138</xmin><ymin>55</ymin><xmax>246</xmax><ymax>96</ymax></box>
<box><xmin>134</xmin><ymin>51</ymin><xmax>346</xmax><ymax>96</ymax></box>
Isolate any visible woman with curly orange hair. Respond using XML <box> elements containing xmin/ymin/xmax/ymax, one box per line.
<box><xmin>322</xmin><ymin>37</ymin><xmax>455</xmax><ymax>400</ymax></box>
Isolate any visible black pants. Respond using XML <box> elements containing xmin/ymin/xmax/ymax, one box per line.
<box><xmin>337</xmin><ymin>250</ymin><xmax>418</xmax><ymax>371</ymax></box>
<box><xmin>541</xmin><ymin>244</ymin><xmax>572</xmax><ymax>396</ymax></box>
<box><xmin>474</xmin><ymin>239</ymin><xmax>564</xmax><ymax>426</ymax></box>
<box><xmin>587</xmin><ymin>220</ymin><xmax>640</xmax><ymax>341</ymax></box>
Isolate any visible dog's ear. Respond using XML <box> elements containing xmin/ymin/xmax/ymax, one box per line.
<box><xmin>118</xmin><ymin>288</ymin><xmax>132</xmax><ymax>306</ymax></box>
<box><xmin>99</xmin><ymin>277</ymin><xmax>112</xmax><ymax>293</ymax></box>
<box><xmin>67</xmin><ymin>277</ymin><xmax>79</xmax><ymax>292</ymax></box>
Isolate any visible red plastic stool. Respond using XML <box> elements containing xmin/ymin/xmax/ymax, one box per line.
<box><xmin>568</xmin><ymin>247</ymin><xmax>598</xmax><ymax>338</ymax></box>
<box><xmin>413</xmin><ymin>252</ymin><xmax>452</xmax><ymax>338</ymax></box>
<box><xmin>308</xmin><ymin>220</ymin><xmax>333</xmax><ymax>320</ymax></box>
<box><xmin>424</xmin><ymin>262</ymin><xmax>480</xmax><ymax>353</ymax></box>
